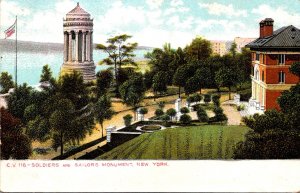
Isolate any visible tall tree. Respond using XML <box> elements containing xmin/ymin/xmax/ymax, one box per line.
<box><xmin>289</xmin><ymin>61</ymin><xmax>300</xmax><ymax>79</ymax></box>
<box><xmin>215</xmin><ymin>67</ymin><xmax>238</xmax><ymax>100</ymax></box>
<box><xmin>119</xmin><ymin>75</ymin><xmax>145</xmax><ymax>120</ymax></box>
<box><xmin>152</xmin><ymin>71</ymin><xmax>168</xmax><ymax>99</ymax></box>
<box><xmin>93</xmin><ymin>95</ymin><xmax>115</xmax><ymax>137</ymax></box>
<box><xmin>40</xmin><ymin>64</ymin><xmax>53</xmax><ymax>82</ymax></box>
<box><xmin>194</xmin><ymin>66</ymin><xmax>212</xmax><ymax>94</ymax></box>
<box><xmin>229</xmin><ymin>42</ymin><xmax>237</xmax><ymax>58</ymax></box>
<box><xmin>96</xmin><ymin>70</ymin><xmax>114</xmax><ymax>97</ymax></box>
<box><xmin>96</xmin><ymin>34</ymin><xmax>138</xmax><ymax>93</ymax></box>
<box><xmin>1</xmin><ymin>107</ymin><xmax>32</xmax><ymax>159</ymax></box>
<box><xmin>173</xmin><ymin>64</ymin><xmax>194</xmax><ymax>98</ymax></box>
<box><xmin>0</xmin><ymin>72</ymin><xmax>14</xmax><ymax>93</ymax></box>
<box><xmin>185</xmin><ymin>37</ymin><xmax>212</xmax><ymax>63</ymax></box>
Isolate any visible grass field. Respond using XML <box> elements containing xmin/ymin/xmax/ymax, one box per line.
<box><xmin>97</xmin><ymin>125</ymin><xmax>250</xmax><ymax>160</ymax></box>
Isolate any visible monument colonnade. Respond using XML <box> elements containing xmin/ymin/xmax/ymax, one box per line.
<box><xmin>63</xmin><ymin>30</ymin><xmax>93</xmax><ymax>63</ymax></box>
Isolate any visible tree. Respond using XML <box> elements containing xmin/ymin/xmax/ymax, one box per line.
<box><xmin>93</xmin><ymin>95</ymin><xmax>115</xmax><ymax>137</ymax></box>
<box><xmin>193</xmin><ymin>93</ymin><xmax>202</xmax><ymax>104</ymax></box>
<box><xmin>1</xmin><ymin>108</ymin><xmax>32</xmax><ymax>159</ymax></box>
<box><xmin>229</xmin><ymin>42</ymin><xmax>237</xmax><ymax>58</ymax></box>
<box><xmin>143</xmin><ymin>70</ymin><xmax>155</xmax><ymax>90</ymax></box>
<box><xmin>185</xmin><ymin>37</ymin><xmax>212</xmax><ymax>63</ymax></box>
<box><xmin>184</xmin><ymin>76</ymin><xmax>200</xmax><ymax>95</ymax></box>
<box><xmin>96</xmin><ymin>70</ymin><xmax>114</xmax><ymax>97</ymax></box>
<box><xmin>194</xmin><ymin>66</ymin><xmax>212</xmax><ymax>94</ymax></box>
<box><xmin>204</xmin><ymin>94</ymin><xmax>211</xmax><ymax>104</ymax></box>
<box><xmin>0</xmin><ymin>72</ymin><xmax>14</xmax><ymax>93</ymax></box>
<box><xmin>49</xmin><ymin>99</ymin><xmax>75</xmax><ymax>156</ymax></box>
<box><xmin>139</xmin><ymin>107</ymin><xmax>148</xmax><ymax>121</ymax></box>
<box><xmin>96</xmin><ymin>34</ymin><xmax>138</xmax><ymax>94</ymax></box>
<box><xmin>152</xmin><ymin>71</ymin><xmax>168</xmax><ymax>99</ymax></box>
<box><xmin>180</xmin><ymin>107</ymin><xmax>190</xmax><ymax>114</ymax></box>
<box><xmin>40</xmin><ymin>64</ymin><xmax>53</xmax><ymax>82</ymax></box>
<box><xmin>58</xmin><ymin>71</ymin><xmax>89</xmax><ymax>109</ymax></box>
<box><xmin>186</xmin><ymin>95</ymin><xmax>194</xmax><ymax>107</ymax></box>
<box><xmin>289</xmin><ymin>61</ymin><xmax>300</xmax><ymax>79</ymax></box>
<box><xmin>166</xmin><ymin>108</ymin><xmax>177</xmax><ymax>121</ymax></box>
<box><xmin>173</xmin><ymin>64</ymin><xmax>194</xmax><ymax>98</ymax></box>
<box><xmin>155</xmin><ymin>109</ymin><xmax>164</xmax><ymax>117</ymax></box>
<box><xmin>215</xmin><ymin>67</ymin><xmax>238</xmax><ymax>100</ymax></box>
<box><xmin>277</xmin><ymin>83</ymin><xmax>300</xmax><ymax>131</ymax></box>
<box><xmin>197</xmin><ymin>107</ymin><xmax>209</xmax><ymax>123</ymax></box>
<box><xmin>119</xmin><ymin>75</ymin><xmax>145</xmax><ymax>120</ymax></box>
<box><xmin>157</xmin><ymin>101</ymin><xmax>166</xmax><ymax>110</ymax></box>
<box><xmin>180</xmin><ymin>114</ymin><xmax>192</xmax><ymax>124</ymax></box>
<box><xmin>123</xmin><ymin>114</ymin><xmax>133</xmax><ymax>126</ymax></box>
<box><xmin>212</xmin><ymin>94</ymin><xmax>221</xmax><ymax>106</ymax></box>
<box><xmin>7</xmin><ymin>83</ymin><xmax>33</xmax><ymax>121</ymax></box>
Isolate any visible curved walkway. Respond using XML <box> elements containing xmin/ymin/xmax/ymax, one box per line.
<box><xmin>221</xmin><ymin>101</ymin><xmax>242</xmax><ymax>125</ymax></box>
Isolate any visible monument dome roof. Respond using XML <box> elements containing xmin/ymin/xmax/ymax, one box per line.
<box><xmin>67</xmin><ymin>2</ymin><xmax>90</xmax><ymax>17</ymax></box>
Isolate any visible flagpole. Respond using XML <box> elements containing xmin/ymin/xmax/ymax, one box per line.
<box><xmin>15</xmin><ymin>15</ymin><xmax>18</xmax><ymax>87</ymax></box>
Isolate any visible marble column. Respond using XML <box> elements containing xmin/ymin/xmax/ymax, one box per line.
<box><xmin>75</xmin><ymin>31</ymin><xmax>79</xmax><ymax>62</ymax></box>
<box><xmin>64</xmin><ymin>32</ymin><xmax>68</xmax><ymax>62</ymax></box>
<box><xmin>90</xmin><ymin>31</ymin><xmax>93</xmax><ymax>61</ymax></box>
<box><xmin>68</xmin><ymin>32</ymin><xmax>72</xmax><ymax>62</ymax></box>
<box><xmin>82</xmin><ymin>32</ymin><xmax>86</xmax><ymax>62</ymax></box>
<box><xmin>86</xmin><ymin>32</ymin><xmax>90</xmax><ymax>61</ymax></box>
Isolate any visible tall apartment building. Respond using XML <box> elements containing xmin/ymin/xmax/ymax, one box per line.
<box><xmin>210</xmin><ymin>40</ymin><xmax>227</xmax><ymax>56</ymax></box>
<box><xmin>234</xmin><ymin>37</ymin><xmax>256</xmax><ymax>52</ymax></box>
<box><xmin>246</xmin><ymin>18</ymin><xmax>300</xmax><ymax>112</ymax></box>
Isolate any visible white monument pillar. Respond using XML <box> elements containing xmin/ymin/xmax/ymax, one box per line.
<box><xmin>75</xmin><ymin>31</ymin><xmax>79</xmax><ymax>62</ymax></box>
<box><xmin>61</xmin><ymin>3</ymin><xmax>96</xmax><ymax>81</ymax></box>
<box><xmin>68</xmin><ymin>32</ymin><xmax>72</xmax><ymax>62</ymax></box>
<box><xmin>64</xmin><ymin>33</ymin><xmax>68</xmax><ymax>62</ymax></box>
<box><xmin>82</xmin><ymin>32</ymin><xmax>86</xmax><ymax>62</ymax></box>
<box><xmin>175</xmin><ymin>98</ymin><xmax>182</xmax><ymax>121</ymax></box>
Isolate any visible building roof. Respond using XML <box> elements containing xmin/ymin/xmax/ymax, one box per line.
<box><xmin>67</xmin><ymin>2</ymin><xmax>90</xmax><ymax>16</ymax></box>
<box><xmin>247</xmin><ymin>25</ymin><xmax>300</xmax><ymax>49</ymax></box>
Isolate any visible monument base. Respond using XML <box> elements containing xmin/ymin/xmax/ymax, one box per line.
<box><xmin>61</xmin><ymin>61</ymin><xmax>96</xmax><ymax>82</ymax></box>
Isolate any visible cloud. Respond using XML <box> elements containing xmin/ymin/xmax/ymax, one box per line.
<box><xmin>146</xmin><ymin>0</ymin><xmax>164</xmax><ymax>10</ymax></box>
<box><xmin>170</xmin><ymin>0</ymin><xmax>184</xmax><ymax>7</ymax></box>
<box><xmin>133</xmin><ymin>27</ymin><xmax>194</xmax><ymax>47</ymax></box>
<box><xmin>252</xmin><ymin>4</ymin><xmax>300</xmax><ymax>28</ymax></box>
<box><xmin>199</xmin><ymin>2</ymin><xmax>247</xmax><ymax>17</ymax></box>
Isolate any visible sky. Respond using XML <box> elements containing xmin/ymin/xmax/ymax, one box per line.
<box><xmin>1</xmin><ymin>0</ymin><xmax>300</xmax><ymax>48</ymax></box>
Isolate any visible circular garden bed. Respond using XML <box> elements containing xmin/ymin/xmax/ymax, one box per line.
<box><xmin>140</xmin><ymin>125</ymin><xmax>162</xmax><ymax>131</ymax></box>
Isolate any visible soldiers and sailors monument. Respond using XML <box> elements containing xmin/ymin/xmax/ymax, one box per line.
<box><xmin>61</xmin><ymin>2</ymin><xmax>96</xmax><ymax>81</ymax></box>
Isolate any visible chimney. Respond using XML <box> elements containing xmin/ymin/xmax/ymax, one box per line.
<box><xmin>259</xmin><ymin>18</ymin><xmax>274</xmax><ymax>38</ymax></box>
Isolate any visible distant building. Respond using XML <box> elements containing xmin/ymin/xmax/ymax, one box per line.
<box><xmin>246</xmin><ymin>18</ymin><xmax>300</xmax><ymax>113</ymax></box>
<box><xmin>210</xmin><ymin>40</ymin><xmax>227</xmax><ymax>56</ymax></box>
<box><xmin>61</xmin><ymin>3</ymin><xmax>96</xmax><ymax>82</ymax></box>
<box><xmin>234</xmin><ymin>37</ymin><xmax>256</xmax><ymax>53</ymax></box>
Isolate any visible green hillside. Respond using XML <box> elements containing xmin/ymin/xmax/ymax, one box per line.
<box><xmin>97</xmin><ymin>125</ymin><xmax>250</xmax><ymax>160</ymax></box>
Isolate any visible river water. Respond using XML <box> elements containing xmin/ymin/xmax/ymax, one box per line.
<box><xmin>0</xmin><ymin>49</ymin><xmax>150</xmax><ymax>86</ymax></box>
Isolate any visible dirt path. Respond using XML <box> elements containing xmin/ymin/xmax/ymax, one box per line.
<box><xmin>221</xmin><ymin>103</ymin><xmax>241</xmax><ymax>125</ymax></box>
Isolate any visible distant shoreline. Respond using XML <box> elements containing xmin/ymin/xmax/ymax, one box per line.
<box><xmin>0</xmin><ymin>39</ymin><xmax>153</xmax><ymax>53</ymax></box>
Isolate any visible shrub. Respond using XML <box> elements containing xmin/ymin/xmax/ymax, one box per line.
<box><xmin>157</xmin><ymin>101</ymin><xmax>166</xmax><ymax>110</ymax></box>
<box><xmin>139</xmin><ymin>107</ymin><xmax>148</xmax><ymax>115</ymax></box>
<box><xmin>236</xmin><ymin>104</ymin><xmax>245</xmax><ymax>111</ymax></box>
<box><xmin>238</xmin><ymin>89</ymin><xmax>251</xmax><ymax>101</ymax></box>
<box><xmin>204</xmin><ymin>94</ymin><xmax>211</xmax><ymax>104</ymax></box>
<box><xmin>212</xmin><ymin>94</ymin><xmax>221</xmax><ymax>106</ymax></box>
<box><xmin>213</xmin><ymin>107</ymin><xmax>223</xmax><ymax>115</ymax></box>
<box><xmin>123</xmin><ymin>114</ymin><xmax>133</xmax><ymax>126</ymax></box>
<box><xmin>186</xmin><ymin>96</ymin><xmax>195</xmax><ymax>106</ymax></box>
<box><xmin>166</xmin><ymin>108</ymin><xmax>177</xmax><ymax>120</ymax></box>
<box><xmin>180</xmin><ymin>114</ymin><xmax>192</xmax><ymax>124</ymax></box>
<box><xmin>197</xmin><ymin>110</ymin><xmax>209</xmax><ymax>123</ymax></box>
<box><xmin>160</xmin><ymin>114</ymin><xmax>171</xmax><ymax>121</ymax></box>
<box><xmin>193</xmin><ymin>93</ymin><xmax>202</xmax><ymax>103</ymax></box>
<box><xmin>155</xmin><ymin>109</ymin><xmax>164</xmax><ymax>117</ymax></box>
<box><xmin>180</xmin><ymin>107</ymin><xmax>190</xmax><ymax>114</ymax></box>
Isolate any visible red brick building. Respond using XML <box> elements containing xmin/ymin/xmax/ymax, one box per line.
<box><xmin>246</xmin><ymin>18</ymin><xmax>300</xmax><ymax>112</ymax></box>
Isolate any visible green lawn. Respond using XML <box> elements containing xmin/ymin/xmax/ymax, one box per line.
<box><xmin>97</xmin><ymin>125</ymin><xmax>250</xmax><ymax>160</ymax></box>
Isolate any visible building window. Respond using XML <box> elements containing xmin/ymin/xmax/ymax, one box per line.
<box><xmin>278</xmin><ymin>54</ymin><xmax>285</xmax><ymax>65</ymax></box>
<box><xmin>279</xmin><ymin>71</ymin><xmax>285</xmax><ymax>83</ymax></box>
<box><xmin>262</xmin><ymin>70</ymin><xmax>264</xmax><ymax>82</ymax></box>
<box><xmin>256</xmin><ymin>53</ymin><xmax>260</xmax><ymax>61</ymax></box>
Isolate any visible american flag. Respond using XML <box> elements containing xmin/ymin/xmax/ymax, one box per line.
<box><xmin>4</xmin><ymin>21</ymin><xmax>16</xmax><ymax>39</ymax></box>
